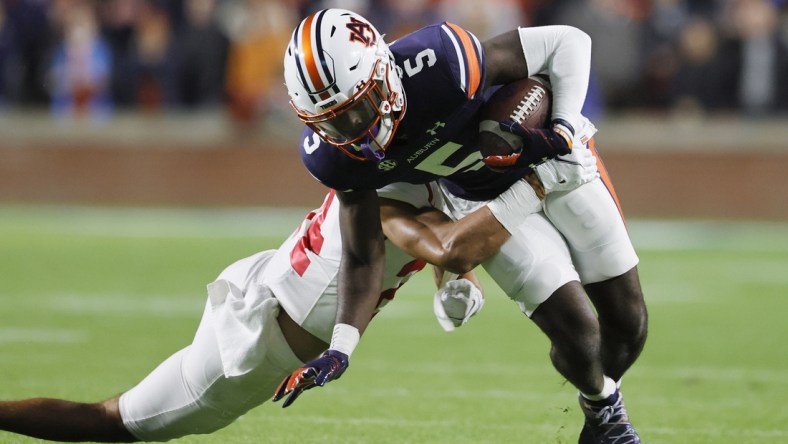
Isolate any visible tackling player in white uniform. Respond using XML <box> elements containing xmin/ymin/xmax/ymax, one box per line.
<box><xmin>0</xmin><ymin>169</ymin><xmax>596</xmax><ymax>441</ymax></box>
<box><xmin>0</xmin><ymin>184</ymin><xmax>479</xmax><ymax>442</ymax></box>
<box><xmin>118</xmin><ymin>182</ymin><xmax>491</xmax><ymax>439</ymax></box>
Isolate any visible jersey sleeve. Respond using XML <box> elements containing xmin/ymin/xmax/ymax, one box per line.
<box><xmin>298</xmin><ymin>126</ymin><xmax>381</xmax><ymax>191</ymax></box>
<box><xmin>437</xmin><ymin>22</ymin><xmax>486</xmax><ymax>99</ymax></box>
<box><xmin>518</xmin><ymin>26</ymin><xmax>591</xmax><ymax>132</ymax></box>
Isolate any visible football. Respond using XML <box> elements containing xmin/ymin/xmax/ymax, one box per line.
<box><xmin>478</xmin><ymin>77</ymin><xmax>552</xmax><ymax>157</ymax></box>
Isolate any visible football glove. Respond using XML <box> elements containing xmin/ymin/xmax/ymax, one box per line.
<box><xmin>272</xmin><ymin>349</ymin><xmax>349</xmax><ymax>408</ymax></box>
<box><xmin>433</xmin><ymin>278</ymin><xmax>484</xmax><ymax>332</ymax></box>
<box><xmin>482</xmin><ymin>119</ymin><xmax>573</xmax><ymax>170</ymax></box>
<box><xmin>535</xmin><ymin>143</ymin><xmax>599</xmax><ymax>193</ymax></box>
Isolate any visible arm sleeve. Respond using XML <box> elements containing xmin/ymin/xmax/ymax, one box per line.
<box><xmin>518</xmin><ymin>26</ymin><xmax>592</xmax><ymax>132</ymax></box>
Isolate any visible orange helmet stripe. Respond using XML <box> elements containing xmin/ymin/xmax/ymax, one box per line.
<box><xmin>299</xmin><ymin>13</ymin><xmax>330</xmax><ymax>101</ymax></box>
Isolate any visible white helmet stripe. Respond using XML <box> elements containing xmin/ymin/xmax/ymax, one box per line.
<box><xmin>313</xmin><ymin>11</ymin><xmax>337</xmax><ymax>91</ymax></box>
<box><xmin>290</xmin><ymin>20</ymin><xmax>317</xmax><ymax>104</ymax></box>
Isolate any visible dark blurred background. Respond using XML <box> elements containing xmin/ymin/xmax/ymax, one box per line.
<box><xmin>2</xmin><ymin>0</ymin><xmax>787</xmax><ymax>119</ymax></box>
<box><xmin>0</xmin><ymin>0</ymin><xmax>787</xmax><ymax>219</ymax></box>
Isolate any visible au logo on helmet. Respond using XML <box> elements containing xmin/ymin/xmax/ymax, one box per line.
<box><xmin>346</xmin><ymin>17</ymin><xmax>376</xmax><ymax>47</ymax></box>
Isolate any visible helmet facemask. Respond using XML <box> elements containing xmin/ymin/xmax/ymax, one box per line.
<box><xmin>294</xmin><ymin>55</ymin><xmax>404</xmax><ymax>161</ymax></box>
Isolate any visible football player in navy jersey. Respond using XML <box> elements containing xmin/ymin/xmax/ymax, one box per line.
<box><xmin>281</xmin><ymin>8</ymin><xmax>646</xmax><ymax>444</ymax></box>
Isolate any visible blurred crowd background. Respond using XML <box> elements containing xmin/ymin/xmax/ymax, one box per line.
<box><xmin>0</xmin><ymin>0</ymin><xmax>786</xmax><ymax>128</ymax></box>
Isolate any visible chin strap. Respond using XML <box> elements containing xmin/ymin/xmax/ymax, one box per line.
<box><xmin>360</xmin><ymin>141</ymin><xmax>386</xmax><ymax>161</ymax></box>
<box><xmin>359</xmin><ymin>123</ymin><xmax>386</xmax><ymax>162</ymax></box>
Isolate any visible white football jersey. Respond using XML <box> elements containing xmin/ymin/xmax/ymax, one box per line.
<box><xmin>262</xmin><ymin>183</ymin><xmax>441</xmax><ymax>342</ymax></box>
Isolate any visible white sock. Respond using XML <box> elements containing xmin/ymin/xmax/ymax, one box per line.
<box><xmin>580</xmin><ymin>376</ymin><xmax>617</xmax><ymax>401</ymax></box>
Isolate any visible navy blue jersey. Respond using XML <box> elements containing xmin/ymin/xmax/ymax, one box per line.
<box><xmin>298</xmin><ymin>22</ymin><xmax>529</xmax><ymax>201</ymax></box>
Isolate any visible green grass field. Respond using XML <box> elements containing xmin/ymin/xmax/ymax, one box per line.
<box><xmin>1</xmin><ymin>205</ymin><xmax>787</xmax><ymax>443</ymax></box>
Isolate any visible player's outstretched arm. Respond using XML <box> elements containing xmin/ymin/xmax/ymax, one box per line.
<box><xmin>379</xmin><ymin>197</ymin><xmax>509</xmax><ymax>275</ymax></box>
<box><xmin>378</xmin><ymin>174</ymin><xmax>561</xmax><ymax>275</ymax></box>
<box><xmin>273</xmin><ymin>189</ymin><xmax>385</xmax><ymax>408</ymax></box>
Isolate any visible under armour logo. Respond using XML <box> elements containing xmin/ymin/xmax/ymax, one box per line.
<box><xmin>378</xmin><ymin>159</ymin><xmax>398</xmax><ymax>171</ymax></box>
<box><xmin>426</xmin><ymin>121</ymin><xmax>445</xmax><ymax>136</ymax></box>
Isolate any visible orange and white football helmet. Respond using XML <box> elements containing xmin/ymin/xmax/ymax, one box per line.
<box><xmin>283</xmin><ymin>9</ymin><xmax>406</xmax><ymax>160</ymax></box>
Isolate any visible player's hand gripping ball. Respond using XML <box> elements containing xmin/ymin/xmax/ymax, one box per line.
<box><xmin>478</xmin><ymin>77</ymin><xmax>571</xmax><ymax>170</ymax></box>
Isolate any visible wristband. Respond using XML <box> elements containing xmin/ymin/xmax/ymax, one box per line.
<box><xmin>551</xmin><ymin>118</ymin><xmax>575</xmax><ymax>137</ymax></box>
<box><xmin>486</xmin><ymin>179</ymin><xmax>542</xmax><ymax>234</ymax></box>
<box><xmin>552</xmin><ymin>120</ymin><xmax>574</xmax><ymax>150</ymax></box>
<box><xmin>329</xmin><ymin>323</ymin><xmax>360</xmax><ymax>357</ymax></box>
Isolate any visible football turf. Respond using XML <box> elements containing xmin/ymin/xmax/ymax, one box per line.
<box><xmin>1</xmin><ymin>205</ymin><xmax>786</xmax><ymax>443</ymax></box>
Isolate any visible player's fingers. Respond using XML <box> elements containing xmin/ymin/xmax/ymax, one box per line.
<box><xmin>281</xmin><ymin>386</ymin><xmax>305</xmax><ymax>408</ymax></box>
<box><xmin>273</xmin><ymin>366</ymin><xmax>317</xmax><ymax>402</ymax></box>
<box><xmin>499</xmin><ymin>119</ymin><xmax>529</xmax><ymax>138</ymax></box>
<box><xmin>291</xmin><ymin>367</ymin><xmax>318</xmax><ymax>390</ymax></box>
<box><xmin>482</xmin><ymin>153</ymin><xmax>520</xmax><ymax>168</ymax></box>
<box><xmin>278</xmin><ymin>368</ymin><xmax>319</xmax><ymax>408</ymax></box>
<box><xmin>272</xmin><ymin>371</ymin><xmax>296</xmax><ymax>402</ymax></box>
